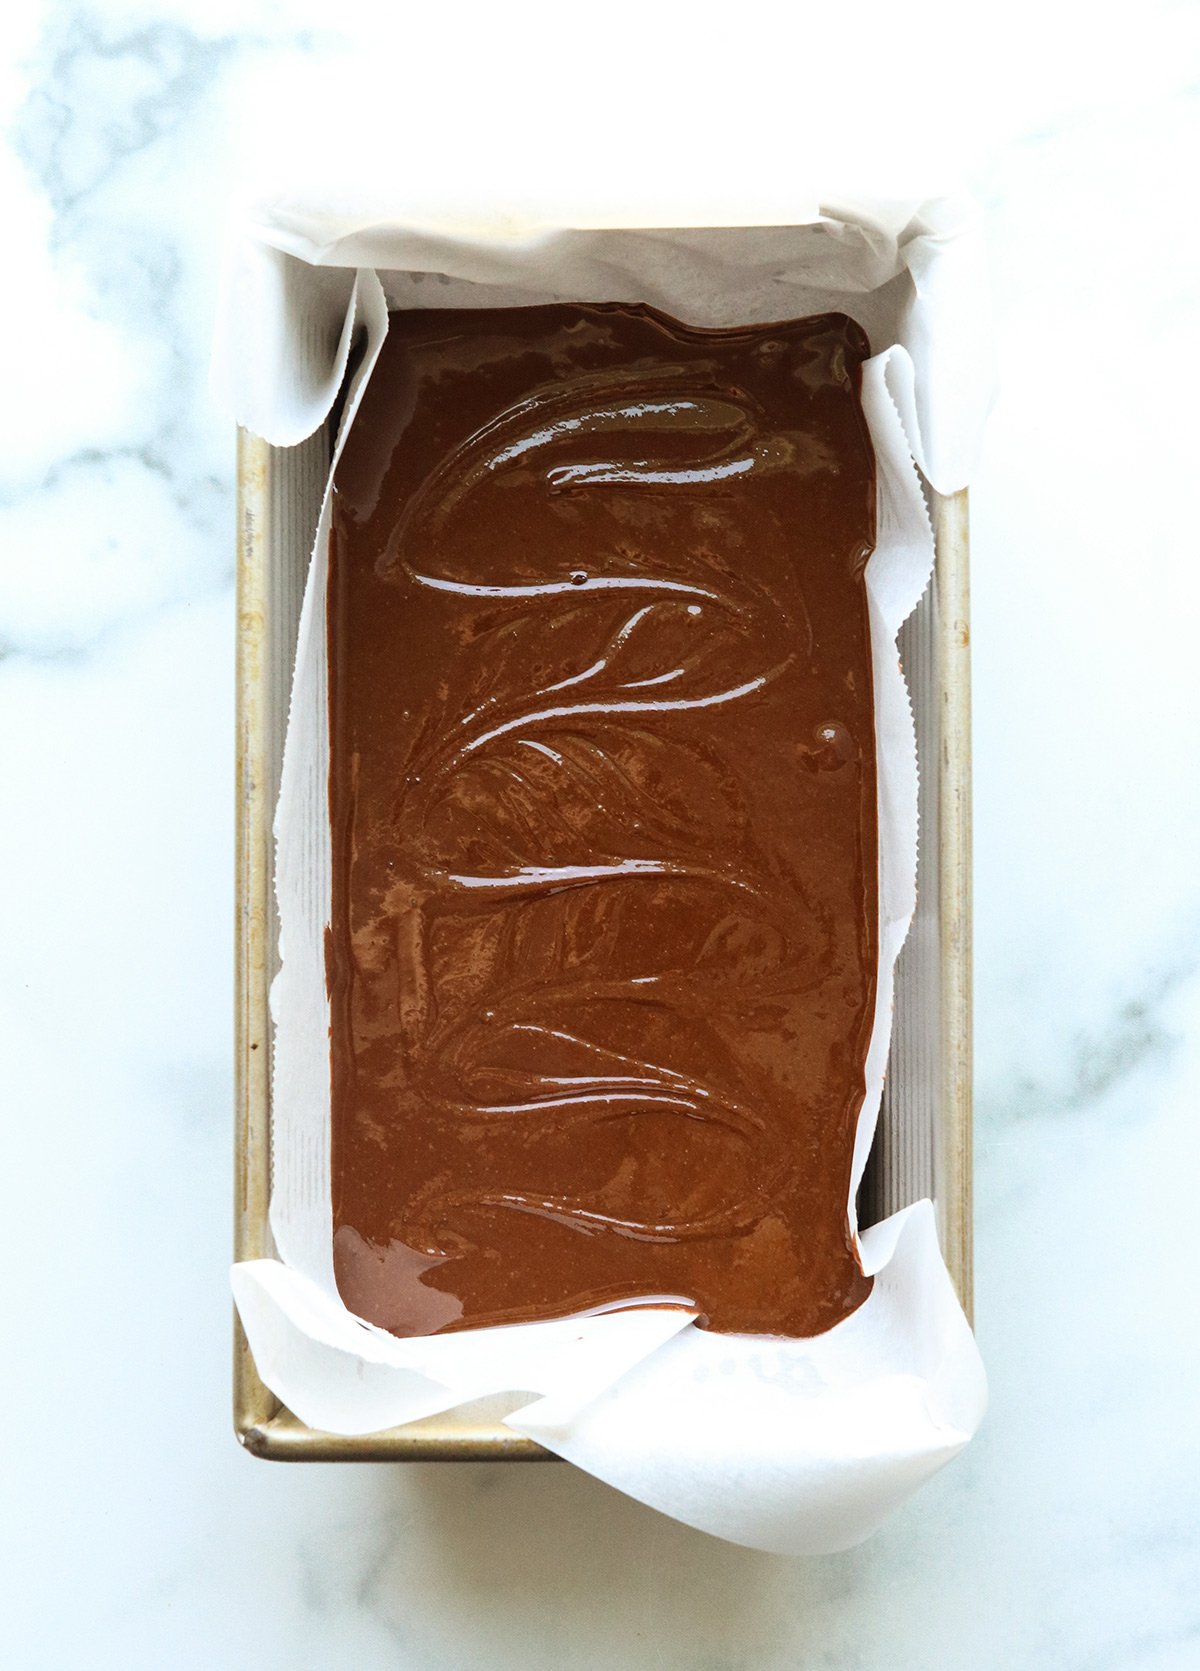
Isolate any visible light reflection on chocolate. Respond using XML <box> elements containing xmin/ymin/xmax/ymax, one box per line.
<box><xmin>328</xmin><ymin>303</ymin><xmax>878</xmax><ymax>1339</ymax></box>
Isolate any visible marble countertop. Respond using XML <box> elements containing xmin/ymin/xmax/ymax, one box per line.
<box><xmin>4</xmin><ymin>4</ymin><xmax>1198</xmax><ymax>1666</ymax></box>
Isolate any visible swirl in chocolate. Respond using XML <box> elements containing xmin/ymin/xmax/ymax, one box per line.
<box><xmin>327</xmin><ymin>303</ymin><xmax>878</xmax><ymax>1338</ymax></box>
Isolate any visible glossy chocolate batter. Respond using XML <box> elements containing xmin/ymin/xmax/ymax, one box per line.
<box><xmin>327</xmin><ymin>303</ymin><xmax>878</xmax><ymax>1339</ymax></box>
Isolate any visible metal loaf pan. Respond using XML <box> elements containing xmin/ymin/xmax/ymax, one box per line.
<box><xmin>233</xmin><ymin>416</ymin><xmax>973</xmax><ymax>1462</ymax></box>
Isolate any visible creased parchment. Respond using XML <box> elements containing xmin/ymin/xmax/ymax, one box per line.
<box><xmin>216</xmin><ymin>199</ymin><xmax>990</xmax><ymax>1555</ymax></box>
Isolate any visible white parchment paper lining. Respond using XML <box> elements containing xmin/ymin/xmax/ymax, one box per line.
<box><xmin>217</xmin><ymin>199</ymin><xmax>990</xmax><ymax>1556</ymax></box>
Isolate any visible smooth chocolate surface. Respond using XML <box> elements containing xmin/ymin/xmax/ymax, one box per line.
<box><xmin>327</xmin><ymin>303</ymin><xmax>878</xmax><ymax>1338</ymax></box>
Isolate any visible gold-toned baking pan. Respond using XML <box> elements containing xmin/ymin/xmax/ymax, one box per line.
<box><xmin>233</xmin><ymin>425</ymin><xmax>973</xmax><ymax>1461</ymax></box>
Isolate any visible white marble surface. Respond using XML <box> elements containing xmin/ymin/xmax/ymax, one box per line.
<box><xmin>4</xmin><ymin>5</ymin><xmax>1199</xmax><ymax>1666</ymax></box>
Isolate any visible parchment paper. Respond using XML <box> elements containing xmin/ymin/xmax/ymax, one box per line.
<box><xmin>217</xmin><ymin>198</ymin><xmax>990</xmax><ymax>1555</ymax></box>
